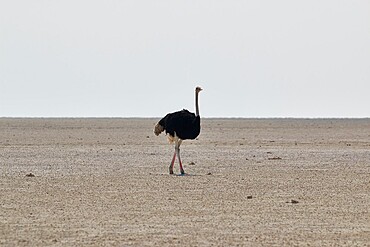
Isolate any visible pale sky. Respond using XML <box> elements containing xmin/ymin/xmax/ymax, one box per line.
<box><xmin>1</xmin><ymin>1</ymin><xmax>369</xmax><ymax>117</ymax></box>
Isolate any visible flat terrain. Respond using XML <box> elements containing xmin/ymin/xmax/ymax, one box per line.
<box><xmin>0</xmin><ymin>118</ymin><xmax>369</xmax><ymax>246</ymax></box>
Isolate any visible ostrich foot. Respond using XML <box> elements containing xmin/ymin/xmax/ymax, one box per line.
<box><xmin>180</xmin><ymin>169</ymin><xmax>185</xmax><ymax>175</ymax></box>
<box><xmin>169</xmin><ymin>167</ymin><xmax>174</xmax><ymax>175</ymax></box>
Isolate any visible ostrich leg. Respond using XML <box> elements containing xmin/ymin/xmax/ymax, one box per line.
<box><xmin>169</xmin><ymin>151</ymin><xmax>176</xmax><ymax>174</ymax></box>
<box><xmin>175</xmin><ymin>139</ymin><xmax>184</xmax><ymax>175</ymax></box>
<box><xmin>176</xmin><ymin>147</ymin><xmax>185</xmax><ymax>175</ymax></box>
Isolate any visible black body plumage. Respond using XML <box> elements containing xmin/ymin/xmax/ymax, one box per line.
<box><xmin>158</xmin><ymin>109</ymin><xmax>200</xmax><ymax>140</ymax></box>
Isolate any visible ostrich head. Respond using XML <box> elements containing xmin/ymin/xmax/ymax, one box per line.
<box><xmin>195</xmin><ymin>87</ymin><xmax>203</xmax><ymax>93</ymax></box>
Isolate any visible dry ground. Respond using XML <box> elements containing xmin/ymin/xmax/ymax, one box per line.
<box><xmin>0</xmin><ymin>118</ymin><xmax>369</xmax><ymax>246</ymax></box>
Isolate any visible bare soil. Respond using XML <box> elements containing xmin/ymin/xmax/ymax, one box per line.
<box><xmin>1</xmin><ymin>118</ymin><xmax>369</xmax><ymax>246</ymax></box>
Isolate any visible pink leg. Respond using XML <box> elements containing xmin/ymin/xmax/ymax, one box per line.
<box><xmin>169</xmin><ymin>151</ymin><xmax>176</xmax><ymax>174</ymax></box>
<box><xmin>176</xmin><ymin>147</ymin><xmax>185</xmax><ymax>175</ymax></box>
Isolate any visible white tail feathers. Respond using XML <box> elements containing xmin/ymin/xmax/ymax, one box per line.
<box><xmin>154</xmin><ymin>123</ymin><xmax>164</xmax><ymax>136</ymax></box>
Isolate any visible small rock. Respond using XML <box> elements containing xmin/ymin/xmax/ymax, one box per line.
<box><xmin>25</xmin><ymin>173</ymin><xmax>35</xmax><ymax>177</ymax></box>
<box><xmin>286</xmin><ymin>199</ymin><xmax>299</xmax><ymax>204</ymax></box>
<box><xmin>206</xmin><ymin>172</ymin><xmax>212</xmax><ymax>175</ymax></box>
<box><xmin>268</xmin><ymin>157</ymin><xmax>282</xmax><ymax>160</ymax></box>
<box><xmin>188</xmin><ymin>162</ymin><xmax>195</xmax><ymax>166</ymax></box>
<box><xmin>247</xmin><ymin>195</ymin><xmax>253</xmax><ymax>199</ymax></box>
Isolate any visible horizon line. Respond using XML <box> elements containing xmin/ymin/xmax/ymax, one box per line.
<box><xmin>1</xmin><ymin>116</ymin><xmax>369</xmax><ymax>120</ymax></box>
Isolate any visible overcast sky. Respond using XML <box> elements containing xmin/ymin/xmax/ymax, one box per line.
<box><xmin>1</xmin><ymin>1</ymin><xmax>369</xmax><ymax>117</ymax></box>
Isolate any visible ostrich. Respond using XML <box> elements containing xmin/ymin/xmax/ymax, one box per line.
<box><xmin>154</xmin><ymin>86</ymin><xmax>203</xmax><ymax>175</ymax></box>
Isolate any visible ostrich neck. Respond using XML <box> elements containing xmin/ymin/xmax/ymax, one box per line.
<box><xmin>195</xmin><ymin>91</ymin><xmax>200</xmax><ymax>116</ymax></box>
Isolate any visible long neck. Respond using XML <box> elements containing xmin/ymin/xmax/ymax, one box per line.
<box><xmin>195</xmin><ymin>91</ymin><xmax>200</xmax><ymax>116</ymax></box>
